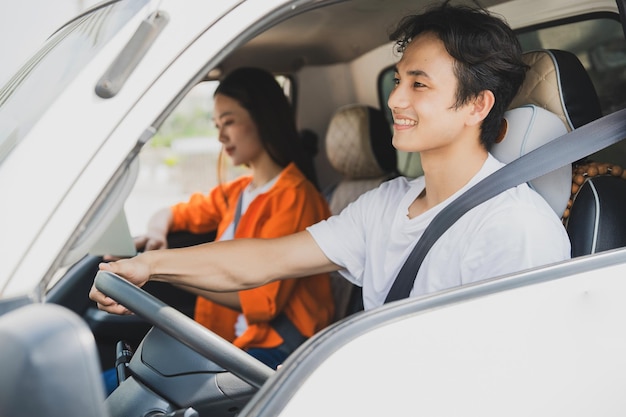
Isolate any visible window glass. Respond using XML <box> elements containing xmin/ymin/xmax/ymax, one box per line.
<box><xmin>0</xmin><ymin>0</ymin><xmax>149</xmax><ymax>164</ymax></box>
<box><xmin>125</xmin><ymin>81</ymin><xmax>240</xmax><ymax>235</ymax></box>
<box><xmin>125</xmin><ymin>76</ymin><xmax>294</xmax><ymax>235</ymax></box>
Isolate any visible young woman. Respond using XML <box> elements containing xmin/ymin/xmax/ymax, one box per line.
<box><xmin>131</xmin><ymin>67</ymin><xmax>334</xmax><ymax>368</ymax></box>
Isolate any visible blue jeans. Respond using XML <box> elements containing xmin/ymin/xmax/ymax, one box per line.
<box><xmin>246</xmin><ymin>346</ymin><xmax>289</xmax><ymax>370</ymax></box>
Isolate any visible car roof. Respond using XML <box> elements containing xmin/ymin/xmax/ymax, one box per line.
<box><xmin>214</xmin><ymin>0</ymin><xmax>616</xmax><ymax>76</ymax></box>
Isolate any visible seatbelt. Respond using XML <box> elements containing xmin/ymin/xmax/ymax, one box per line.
<box><xmin>270</xmin><ymin>313</ymin><xmax>308</xmax><ymax>354</ymax></box>
<box><xmin>384</xmin><ymin>108</ymin><xmax>626</xmax><ymax>303</ymax></box>
<box><xmin>233</xmin><ymin>193</ymin><xmax>243</xmax><ymax>231</ymax></box>
<box><xmin>233</xmin><ymin>192</ymin><xmax>307</xmax><ymax>351</ymax></box>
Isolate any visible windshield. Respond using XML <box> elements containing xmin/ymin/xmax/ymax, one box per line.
<box><xmin>0</xmin><ymin>0</ymin><xmax>149</xmax><ymax>165</ymax></box>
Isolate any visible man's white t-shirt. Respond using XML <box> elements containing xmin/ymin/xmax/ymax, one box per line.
<box><xmin>307</xmin><ymin>154</ymin><xmax>571</xmax><ymax>310</ymax></box>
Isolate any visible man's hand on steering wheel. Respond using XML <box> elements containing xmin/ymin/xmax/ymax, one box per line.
<box><xmin>89</xmin><ymin>255</ymin><xmax>152</xmax><ymax>315</ymax></box>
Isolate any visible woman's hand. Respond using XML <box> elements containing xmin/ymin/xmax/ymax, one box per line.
<box><xmin>134</xmin><ymin>232</ymin><xmax>168</xmax><ymax>252</ymax></box>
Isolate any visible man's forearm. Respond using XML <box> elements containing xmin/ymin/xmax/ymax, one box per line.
<box><xmin>143</xmin><ymin>231</ymin><xmax>338</xmax><ymax>292</ymax></box>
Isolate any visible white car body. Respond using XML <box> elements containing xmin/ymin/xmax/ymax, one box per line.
<box><xmin>265</xmin><ymin>254</ymin><xmax>626</xmax><ymax>416</ymax></box>
<box><xmin>1</xmin><ymin>0</ymin><xmax>266</xmax><ymax>296</ymax></box>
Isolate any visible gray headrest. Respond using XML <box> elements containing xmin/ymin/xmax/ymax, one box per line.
<box><xmin>492</xmin><ymin>105</ymin><xmax>570</xmax><ymax>216</ymax></box>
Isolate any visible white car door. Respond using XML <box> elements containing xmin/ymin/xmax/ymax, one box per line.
<box><xmin>0</xmin><ymin>0</ymin><xmax>294</xmax><ymax>298</ymax></box>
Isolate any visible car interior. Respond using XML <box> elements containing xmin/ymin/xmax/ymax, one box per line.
<box><xmin>1</xmin><ymin>0</ymin><xmax>625</xmax><ymax>416</ymax></box>
<box><xmin>3</xmin><ymin>45</ymin><xmax>622</xmax><ymax>417</ymax></box>
<box><xmin>323</xmin><ymin>103</ymin><xmax>398</xmax><ymax>320</ymax></box>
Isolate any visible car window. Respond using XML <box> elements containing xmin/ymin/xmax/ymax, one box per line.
<box><xmin>124</xmin><ymin>76</ymin><xmax>294</xmax><ymax>235</ymax></box>
<box><xmin>0</xmin><ymin>0</ymin><xmax>149</xmax><ymax>165</ymax></box>
<box><xmin>377</xmin><ymin>13</ymin><xmax>626</xmax><ymax>176</ymax></box>
<box><xmin>125</xmin><ymin>81</ymin><xmax>242</xmax><ymax>235</ymax></box>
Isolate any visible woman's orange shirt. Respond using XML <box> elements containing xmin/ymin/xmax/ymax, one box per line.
<box><xmin>170</xmin><ymin>163</ymin><xmax>334</xmax><ymax>349</ymax></box>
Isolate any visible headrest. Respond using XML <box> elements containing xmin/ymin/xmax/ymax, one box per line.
<box><xmin>325</xmin><ymin>104</ymin><xmax>397</xmax><ymax>179</ymax></box>
<box><xmin>491</xmin><ymin>49</ymin><xmax>603</xmax><ymax>218</ymax></box>
<box><xmin>509</xmin><ymin>49</ymin><xmax>602</xmax><ymax>131</ymax></box>
<box><xmin>492</xmin><ymin>105</ymin><xmax>570</xmax><ymax>216</ymax></box>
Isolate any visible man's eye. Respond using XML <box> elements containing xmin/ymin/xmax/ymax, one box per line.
<box><xmin>393</xmin><ymin>77</ymin><xmax>400</xmax><ymax>86</ymax></box>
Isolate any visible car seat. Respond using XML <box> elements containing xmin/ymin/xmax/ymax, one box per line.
<box><xmin>323</xmin><ymin>103</ymin><xmax>398</xmax><ymax>321</ymax></box>
<box><xmin>324</xmin><ymin>104</ymin><xmax>398</xmax><ymax>213</ymax></box>
<box><xmin>510</xmin><ymin>49</ymin><xmax>624</xmax><ymax>257</ymax></box>
<box><xmin>505</xmin><ymin>49</ymin><xmax>626</xmax><ymax>257</ymax></box>
<box><xmin>565</xmin><ymin>161</ymin><xmax>626</xmax><ymax>256</ymax></box>
<box><xmin>509</xmin><ymin>49</ymin><xmax>601</xmax><ymax>133</ymax></box>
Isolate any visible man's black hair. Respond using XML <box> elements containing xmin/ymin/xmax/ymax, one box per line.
<box><xmin>390</xmin><ymin>1</ymin><xmax>529</xmax><ymax>150</ymax></box>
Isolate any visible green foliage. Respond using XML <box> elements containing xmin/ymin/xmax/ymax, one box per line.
<box><xmin>152</xmin><ymin>107</ymin><xmax>217</xmax><ymax>148</ymax></box>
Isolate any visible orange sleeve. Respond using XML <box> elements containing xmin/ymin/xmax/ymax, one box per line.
<box><xmin>170</xmin><ymin>180</ymin><xmax>245</xmax><ymax>235</ymax></box>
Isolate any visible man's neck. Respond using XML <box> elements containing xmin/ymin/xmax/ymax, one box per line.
<box><xmin>408</xmin><ymin>144</ymin><xmax>488</xmax><ymax>219</ymax></box>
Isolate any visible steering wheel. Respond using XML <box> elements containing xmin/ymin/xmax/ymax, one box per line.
<box><xmin>94</xmin><ymin>270</ymin><xmax>274</xmax><ymax>389</ymax></box>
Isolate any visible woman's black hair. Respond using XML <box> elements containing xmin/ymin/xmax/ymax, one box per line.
<box><xmin>214</xmin><ymin>67</ymin><xmax>317</xmax><ymax>187</ymax></box>
<box><xmin>389</xmin><ymin>1</ymin><xmax>529</xmax><ymax>151</ymax></box>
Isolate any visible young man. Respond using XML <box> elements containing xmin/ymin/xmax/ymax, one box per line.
<box><xmin>91</xmin><ymin>3</ymin><xmax>571</xmax><ymax>314</ymax></box>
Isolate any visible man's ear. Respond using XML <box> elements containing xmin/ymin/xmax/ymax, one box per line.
<box><xmin>467</xmin><ymin>90</ymin><xmax>495</xmax><ymax>126</ymax></box>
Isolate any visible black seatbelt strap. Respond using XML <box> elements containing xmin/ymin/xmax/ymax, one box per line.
<box><xmin>233</xmin><ymin>193</ymin><xmax>243</xmax><ymax>231</ymax></box>
<box><xmin>270</xmin><ymin>313</ymin><xmax>308</xmax><ymax>354</ymax></box>
<box><xmin>384</xmin><ymin>108</ymin><xmax>626</xmax><ymax>303</ymax></box>
<box><xmin>233</xmin><ymin>192</ymin><xmax>307</xmax><ymax>353</ymax></box>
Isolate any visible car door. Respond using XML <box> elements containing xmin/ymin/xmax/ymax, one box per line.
<box><xmin>1</xmin><ymin>0</ymin><xmax>297</xmax><ymax>368</ymax></box>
